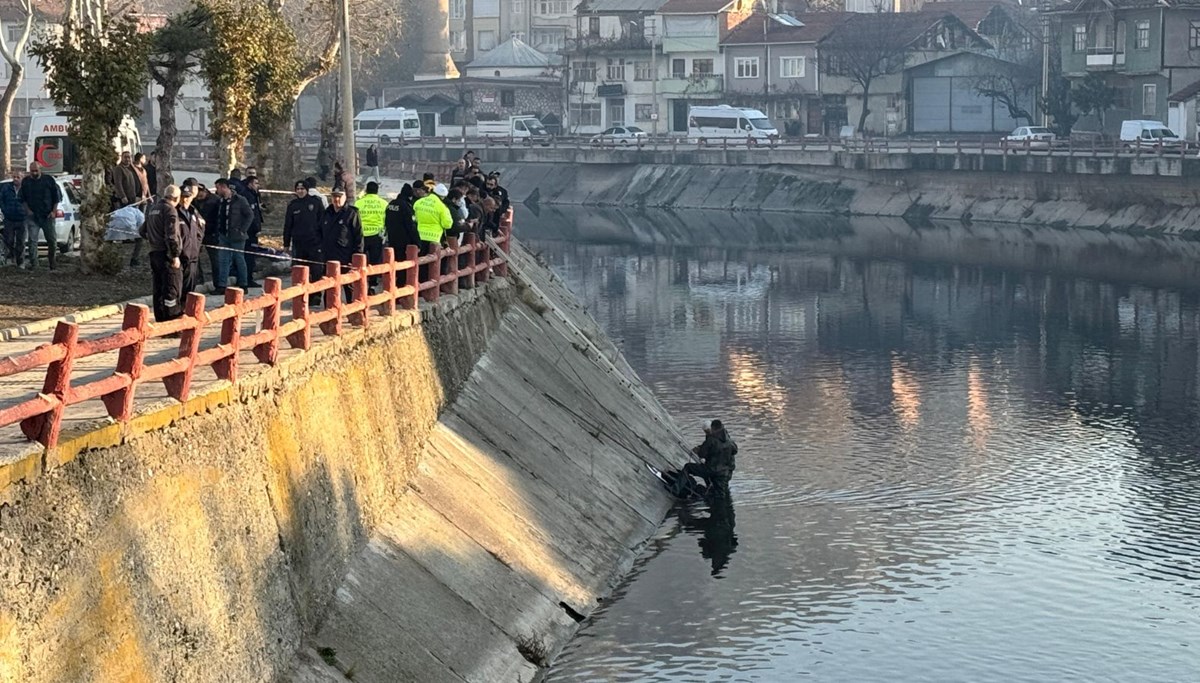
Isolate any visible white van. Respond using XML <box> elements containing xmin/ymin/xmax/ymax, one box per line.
<box><xmin>688</xmin><ymin>105</ymin><xmax>778</xmax><ymax>143</ymax></box>
<box><xmin>476</xmin><ymin>116</ymin><xmax>551</xmax><ymax>144</ymax></box>
<box><xmin>1119</xmin><ymin>119</ymin><xmax>1185</xmax><ymax>148</ymax></box>
<box><xmin>353</xmin><ymin>107</ymin><xmax>421</xmax><ymax>145</ymax></box>
<box><xmin>27</xmin><ymin>111</ymin><xmax>141</xmax><ymax>176</ymax></box>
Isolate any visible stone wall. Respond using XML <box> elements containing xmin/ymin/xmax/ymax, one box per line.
<box><xmin>0</xmin><ymin>246</ymin><xmax>688</xmax><ymax>682</ymax></box>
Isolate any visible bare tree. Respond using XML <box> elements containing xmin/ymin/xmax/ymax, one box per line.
<box><xmin>970</xmin><ymin>57</ymin><xmax>1039</xmax><ymax>126</ymax></box>
<box><xmin>0</xmin><ymin>0</ymin><xmax>34</xmax><ymax>172</ymax></box>
<box><xmin>818</xmin><ymin>14</ymin><xmax>912</xmax><ymax>134</ymax></box>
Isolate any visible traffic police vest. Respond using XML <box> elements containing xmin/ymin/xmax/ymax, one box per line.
<box><xmin>414</xmin><ymin>195</ymin><xmax>452</xmax><ymax>244</ymax></box>
<box><xmin>357</xmin><ymin>193</ymin><xmax>388</xmax><ymax>237</ymax></box>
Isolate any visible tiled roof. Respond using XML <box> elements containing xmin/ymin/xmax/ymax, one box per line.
<box><xmin>722</xmin><ymin>12</ymin><xmax>852</xmax><ymax>45</ymax></box>
<box><xmin>820</xmin><ymin>9</ymin><xmax>988</xmax><ymax>47</ymax></box>
<box><xmin>468</xmin><ymin>37</ymin><xmax>554</xmax><ymax>69</ymax></box>
<box><xmin>1170</xmin><ymin>77</ymin><xmax>1200</xmax><ymax>102</ymax></box>
<box><xmin>658</xmin><ymin>0</ymin><xmax>736</xmax><ymax>14</ymax></box>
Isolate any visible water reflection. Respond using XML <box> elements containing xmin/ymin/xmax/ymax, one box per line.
<box><xmin>534</xmin><ymin>209</ymin><xmax>1200</xmax><ymax>683</ymax></box>
<box><xmin>677</xmin><ymin>496</ymin><xmax>739</xmax><ymax>578</ymax></box>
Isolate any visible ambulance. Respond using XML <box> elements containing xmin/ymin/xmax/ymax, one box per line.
<box><xmin>26</xmin><ymin>111</ymin><xmax>142</xmax><ymax>177</ymax></box>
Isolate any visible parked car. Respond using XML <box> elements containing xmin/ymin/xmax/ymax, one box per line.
<box><xmin>1002</xmin><ymin>126</ymin><xmax>1057</xmax><ymax>148</ymax></box>
<box><xmin>1119</xmin><ymin>120</ymin><xmax>1185</xmax><ymax>148</ymax></box>
<box><xmin>0</xmin><ymin>177</ymin><xmax>81</xmax><ymax>253</ymax></box>
<box><xmin>590</xmin><ymin>126</ymin><xmax>649</xmax><ymax>145</ymax></box>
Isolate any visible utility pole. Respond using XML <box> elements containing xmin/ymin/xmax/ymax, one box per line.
<box><xmin>651</xmin><ymin>17</ymin><xmax>659</xmax><ymax>136</ymax></box>
<box><xmin>340</xmin><ymin>0</ymin><xmax>357</xmax><ymax>192</ymax></box>
<box><xmin>1041</xmin><ymin>0</ymin><xmax>1051</xmax><ymax>127</ymax></box>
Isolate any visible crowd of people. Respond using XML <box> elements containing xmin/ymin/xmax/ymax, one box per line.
<box><xmin>141</xmin><ymin>150</ymin><xmax>510</xmax><ymax>325</ymax></box>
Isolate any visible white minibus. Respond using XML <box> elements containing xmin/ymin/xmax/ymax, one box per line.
<box><xmin>353</xmin><ymin>107</ymin><xmax>421</xmax><ymax>145</ymax></box>
<box><xmin>687</xmin><ymin>105</ymin><xmax>778</xmax><ymax>143</ymax></box>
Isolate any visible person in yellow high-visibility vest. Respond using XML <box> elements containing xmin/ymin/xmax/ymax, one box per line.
<box><xmin>414</xmin><ymin>182</ymin><xmax>453</xmax><ymax>283</ymax></box>
<box><xmin>356</xmin><ymin>181</ymin><xmax>389</xmax><ymax>291</ymax></box>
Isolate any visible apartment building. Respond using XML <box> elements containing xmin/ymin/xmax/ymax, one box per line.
<box><xmin>450</xmin><ymin>0</ymin><xmax>583</xmax><ymax>64</ymax></box>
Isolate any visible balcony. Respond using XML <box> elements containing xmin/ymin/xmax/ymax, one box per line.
<box><xmin>1086</xmin><ymin>46</ymin><xmax>1126</xmax><ymax>69</ymax></box>
<box><xmin>660</xmin><ymin>74</ymin><xmax>724</xmax><ymax>96</ymax></box>
<box><xmin>565</xmin><ymin>34</ymin><xmax>658</xmax><ymax>55</ymax></box>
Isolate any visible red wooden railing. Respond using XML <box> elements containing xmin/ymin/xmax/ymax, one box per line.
<box><xmin>0</xmin><ymin>213</ymin><xmax>514</xmax><ymax>450</ymax></box>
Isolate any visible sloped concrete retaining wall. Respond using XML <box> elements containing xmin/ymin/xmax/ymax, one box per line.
<box><xmin>0</xmin><ymin>244</ymin><xmax>688</xmax><ymax>682</ymax></box>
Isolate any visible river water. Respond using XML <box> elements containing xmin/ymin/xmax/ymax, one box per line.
<box><xmin>519</xmin><ymin>207</ymin><xmax>1200</xmax><ymax>682</ymax></box>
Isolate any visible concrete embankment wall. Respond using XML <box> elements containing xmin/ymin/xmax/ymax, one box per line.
<box><xmin>491</xmin><ymin>161</ymin><xmax>1200</xmax><ymax>234</ymax></box>
<box><xmin>0</xmin><ymin>245</ymin><xmax>687</xmax><ymax>683</ymax></box>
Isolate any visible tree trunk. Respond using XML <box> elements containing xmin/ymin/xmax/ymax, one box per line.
<box><xmin>0</xmin><ymin>63</ymin><xmax>23</xmax><ymax>172</ymax></box>
<box><xmin>78</xmin><ymin>154</ymin><xmax>120</xmax><ymax>274</ymax></box>
<box><xmin>857</xmin><ymin>81</ymin><xmax>871</xmax><ymax>134</ymax></box>
<box><xmin>154</xmin><ymin>66</ymin><xmax>185</xmax><ymax>190</ymax></box>
<box><xmin>251</xmin><ymin>135</ymin><xmax>268</xmax><ymax>181</ymax></box>
<box><xmin>270</xmin><ymin>123</ymin><xmax>300</xmax><ymax>185</ymax></box>
<box><xmin>217</xmin><ymin>135</ymin><xmax>239</xmax><ymax>176</ymax></box>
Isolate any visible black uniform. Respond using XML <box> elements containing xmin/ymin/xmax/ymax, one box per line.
<box><xmin>178</xmin><ymin>202</ymin><xmax>205</xmax><ymax>297</ymax></box>
<box><xmin>319</xmin><ymin>203</ymin><xmax>363</xmax><ymax>303</ymax></box>
<box><xmin>143</xmin><ymin>199</ymin><xmax>183</xmax><ymax>322</ymax></box>
<box><xmin>284</xmin><ymin>193</ymin><xmax>325</xmax><ymax>281</ymax></box>
<box><xmin>197</xmin><ymin>194</ymin><xmax>221</xmax><ymax>287</ymax></box>
<box><xmin>385</xmin><ymin>190</ymin><xmax>419</xmax><ymax>255</ymax></box>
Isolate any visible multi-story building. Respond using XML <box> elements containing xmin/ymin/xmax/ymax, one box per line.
<box><xmin>451</xmin><ymin>0</ymin><xmax>583</xmax><ymax>65</ymax></box>
<box><xmin>1052</xmin><ymin>0</ymin><xmax>1200</xmax><ymax>136</ymax></box>
<box><xmin>565</xmin><ymin>0</ymin><xmax>670</xmax><ymax>135</ymax></box>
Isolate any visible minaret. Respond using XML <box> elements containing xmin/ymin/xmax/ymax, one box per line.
<box><xmin>415</xmin><ymin>0</ymin><xmax>460</xmax><ymax>81</ymax></box>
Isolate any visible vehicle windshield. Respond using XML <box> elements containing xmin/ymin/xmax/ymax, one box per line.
<box><xmin>525</xmin><ymin>119</ymin><xmax>547</xmax><ymax>134</ymax></box>
<box><xmin>749</xmin><ymin>118</ymin><xmax>775</xmax><ymax>130</ymax></box>
<box><xmin>1029</xmin><ymin>127</ymin><xmax>1051</xmax><ymax>135</ymax></box>
<box><xmin>627</xmin><ymin>126</ymin><xmax>645</xmax><ymax>133</ymax></box>
<box><xmin>1148</xmin><ymin>128</ymin><xmax>1178</xmax><ymax>138</ymax></box>
<box><xmin>32</xmin><ymin>136</ymin><xmax>79</xmax><ymax>175</ymax></box>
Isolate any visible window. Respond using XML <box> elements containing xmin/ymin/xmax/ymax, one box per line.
<box><xmin>501</xmin><ymin>89</ymin><xmax>515</xmax><ymax>107</ymax></box>
<box><xmin>693</xmin><ymin>58</ymin><xmax>714</xmax><ymax>75</ymax></box>
<box><xmin>1114</xmin><ymin>86</ymin><xmax>1130</xmax><ymax>109</ymax></box>
<box><xmin>1143</xmin><ymin>83</ymin><xmax>1157</xmax><ymax>115</ymax></box>
<box><xmin>734</xmin><ymin>57</ymin><xmax>759</xmax><ymax>79</ymax></box>
<box><xmin>634</xmin><ymin>60</ymin><xmax>654</xmax><ymax>81</ymax></box>
<box><xmin>822</xmin><ymin>54</ymin><xmax>843</xmax><ymax>75</ymax></box>
<box><xmin>570</xmin><ymin>102</ymin><xmax>601</xmax><ymax>126</ymax></box>
<box><xmin>512</xmin><ymin>31</ymin><xmax>525</xmax><ymax>42</ymax></box>
<box><xmin>1191</xmin><ymin>21</ymin><xmax>1200</xmax><ymax>49</ymax></box>
<box><xmin>478</xmin><ymin>30</ymin><xmax>497</xmax><ymax>51</ymax></box>
<box><xmin>780</xmin><ymin>56</ymin><xmax>805</xmax><ymax>79</ymax></box>
<box><xmin>671</xmin><ymin>58</ymin><xmax>686</xmax><ymax>78</ymax></box>
<box><xmin>6</xmin><ymin>25</ymin><xmax>21</xmax><ymax>43</ymax></box>
<box><xmin>1135</xmin><ymin>20</ymin><xmax>1150</xmax><ymax>49</ymax></box>
<box><xmin>537</xmin><ymin>0</ymin><xmax>571</xmax><ymax>14</ymax></box>
<box><xmin>451</xmin><ymin>0</ymin><xmax>465</xmax><ymax>19</ymax></box>
<box><xmin>1073</xmin><ymin>25</ymin><xmax>1086</xmax><ymax>52</ymax></box>
<box><xmin>606</xmin><ymin>58</ymin><xmax>626</xmax><ymax>81</ymax></box>
<box><xmin>573</xmin><ymin>60</ymin><xmax>597</xmax><ymax>82</ymax></box>
<box><xmin>512</xmin><ymin>0</ymin><xmax>523</xmax><ymax>13</ymax></box>
<box><xmin>608</xmin><ymin>99</ymin><xmax>625</xmax><ymax>126</ymax></box>
<box><xmin>635</xmin><ymin>104</ymin><xmax>654</xmax><ymax>121</ymax></box>
<box><xmin>450</xmin><ymin>30</ymin><xmax>467</xmax><ymax>51</ymax></box>
<box><xmin>589</xmin><ymin>16</ymin><xmax>600</xmax><ymax>37</ymax></box>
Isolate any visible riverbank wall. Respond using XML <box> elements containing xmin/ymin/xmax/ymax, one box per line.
<box><xmin>398</xmin><ymin>148</ymin><xmax>1200</xmax><ymax>234</ymax></box>
<box><xmin>0</xmin><ymin>244</ymin><xmax>688</xmax><ymax>682</ymax></box>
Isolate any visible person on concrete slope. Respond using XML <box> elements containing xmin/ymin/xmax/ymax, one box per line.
<box><xmin>683</xmin><ymin>419</ymin><xmax>738</xmax><ymax>493</ymax></box>
<box><xmin>17</xmin><ymin>161</ymin><xmax>61</xmax><ymax>270</ymax></box>
<box><xmin>385</xmin><ymin>183</ymin><xmax>420</xmax><ymax>256</ymax></box>
<box><xmin>284</xmin><ymin>179</ymin><xmax>325</xmax><ymax>305</ymax></box>
<box><xmin>212</xmin><ymin>178</ymin><xmax>253</xmax><ymax>293</ymax></box>
<box><xmin>176</xmin><ymin>182</ymin><xmax>205</xmax><ymax>298</ymax></box>
<box><xmin>242</xmin><ymin>175</ymin><xmax>264</xmax><ymax>288</ymax></box>
<box><xmin>319</xmin><ymin>188</ymin><xmax>364</xmax><ymax>303</ymax></box>
<box><xmin>414</xmin><ymin>182</ymin><xmax>453</xmax><ymax>283</ymax></box>
<box><xmin>356</xmin><ymin>181</ymin><xmax>389</xmax><ymax>292</ymax></box>
<box><xmin>143</xmin><ymin>184</ymin><xmax>183</xmax><ymax>322</ymax></box>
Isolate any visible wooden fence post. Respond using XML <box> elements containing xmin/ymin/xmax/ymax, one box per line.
<box><xmin>100</xmin><ymin>304</ymin><xmax>150</xmax><ymax>422</ymax></box>
<box><xmin>497</xmin><ymin>211</ymin><xmax>512</xmax><ymax>277</ymax></box>
<box><xmin>254</xmin><ymin>278</ymin><xmax>283</xmax><ymax>364</ymax></box>
<box><xmin>404</xmin><ymin>245</ymin><xmax>420</xmax><ymax>310</ymax></box>
<box><xmin>351</xmin><ymin>253</ymin><xmax>370</xmax><ymax>328</ymax></box>
<box><xmin>164</xmin><ymin>293</ymin><xmax>206</xmax><ymax>402</ymax></box>
<box><xmin>381</xmin><ymin>247</ymin><xmax>397</xmax><ymax>317</ymax></box>
<box><xmin>213</xmin><ymin>289</ymin><xmax>243</xmax><ymax>383</ymax></box>
<box><xmin>465</xmin><ymin>233</ymin><xmax>478</xmax><ymax>288</ymax></box>
<box><xmin>426</xmin><ymin>248</ymin><xmax>441</xmax><ymax>303</ymax></box>
<box><xmin>20</xmin><ymin>321</ymin><xmax>78</xmax><ymax>448</ymax></box>
<box><xmin>445</xmin><ymin>242</ymin><xmax>460</xmax><ymax>296</ymax></box>
<box><xmin>288</xmin><ymin>265</ymin><xmax>312</xmax><ymax>350</ymax></box>
<box><xmin>321</xmin><ymin>261</ymin><xmax>344</xmax><ymax>336</ymax></box>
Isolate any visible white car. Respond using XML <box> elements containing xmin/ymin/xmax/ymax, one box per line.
<box><xmin>0</xmin><ymin>177</ymin><xmax>81</xmax><ymax>252</ymax></box>
<box><xmin>1002</xmin><ymin>126</ymin><xmax>1057</xmax><ymax>148</ymax></box>
<box><xmin>590</xmin><ymin>126</ymin><xmax>649</xmax><ymax>145</ymax></box>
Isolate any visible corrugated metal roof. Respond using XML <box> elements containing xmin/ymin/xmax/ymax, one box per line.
<box><xmin>467</xmin><ymin>37</ymin><xmax>553</xmax><ymax>69</ymax></box>
<box><xmin>580</xmin><ymin>0</ymin><xmax>669</xmax><ymax>11</ymax></box>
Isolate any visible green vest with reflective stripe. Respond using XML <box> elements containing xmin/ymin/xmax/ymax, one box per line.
<box><xmin>414</xmin><ymin>195</ymin><xmax>452</xmax><ymax>244</ymax></box>
<box><xmin>357</xmin><ymin>193</ymin><xmax>388</xmax><ymax>237</ymax></box>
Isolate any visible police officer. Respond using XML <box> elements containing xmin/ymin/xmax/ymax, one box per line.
<box><xmin>177</xmin><ymin>183</ymin><xmax>205</xmax><ymax>297</ymax></box>
<box><xmin>356</xmin><ymin>180</ymin><xmax>389</xmax><ymax>292</ymax></box>
<box><xmin>283</xmin><ymin>179</ymin><xmax>324</xmax><ymax>291</ymax></box>
<box><xmin>414</xmin><ymin>182</ymin><xmax>453</xmax><ymax>283</ymax></box>
<box><xmin>319</xmin><ymin>188</ymin><xmax>363</xmax><ymax>303</ymax></box>
<box><xmin>143</xmin><ymin>185</ymin><xmax>183</xmax><ymax>322</ymax></box>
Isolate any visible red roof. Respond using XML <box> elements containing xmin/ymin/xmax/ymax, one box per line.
<box><xmin>721</xmin><ymin>12</ymin><xmax>852</xmax><ymax>45</ymax></box>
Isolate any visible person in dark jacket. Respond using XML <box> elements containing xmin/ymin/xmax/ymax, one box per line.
<box><xmin>17</xmin><ymin>162</ymin><xmax>62</xmax><ymax>270</ymax></box>
<box><xmin>143</xmin><ymin>185</ymin><xmax>183</xmax><ymax>322</ymax></box>
<box><xmin>0</xmin><ymin>171</ymin><xmax>24</xmax><ymax>265</ymax></box>
<box><xmin>483</xmin><ymin>173</ymin><xmax>510</xmax><ymax>220</ymax></box>
<box><xmin>364</xmin><ymin>144</ymin><xmax>380</xmax><ymax>183</ymax></box>
<box><xmin>385</xmin><ymin>183</ymin><xmax>420</xmax><ymax>255</ymax></box>
<box><xmin>144</xmin><ymin>152</ymin><xmax>159</xmax><ymax>198</ymax></box>
<box><xmin>242</xmin><ymin>175</ymin><xmax>264</xmax><ymax>288</ymax></box>
<box><xmin>332</xmin><ymin>161</ymin><xmax>355</xmax><ymax>201</ymax></box>
<box><xmin>682</xmin><ymin>419</ymin><xmax>738</xmax><ymax>492</ymax></box>
<box><xmin>177</xmin><ymin>183</ymin><xmax>205</xmax><ymax>297</ymax></box>
<box><xmin>319</xmin><ymin>188</ymin><xmax>363</xmax><ymax>303</ymax></box>
<box><xmin>284</xmin><ymin>179</ymin><xmax>325</xmax><ymax>303</ymax></box>
<box><xmin>213</xmin><ymin>178</ymin><xmax>253</xmax><ymax>292</ymax></box>
<box><xmin>195</xmin><ymin>184</ymin><xmax>221</xmax><ymax>288</ymax></box>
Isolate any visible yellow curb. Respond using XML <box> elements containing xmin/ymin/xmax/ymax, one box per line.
<box><xmin>0</xmin><ymin>451</ymin><xmax>42</xmax><ymax>489</ymax></box>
